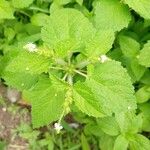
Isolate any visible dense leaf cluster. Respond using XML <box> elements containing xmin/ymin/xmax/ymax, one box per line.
<box><xmin>0</xmin><ymin>0</ymin><xmax>150</xmax><ymax>149</ymax></box>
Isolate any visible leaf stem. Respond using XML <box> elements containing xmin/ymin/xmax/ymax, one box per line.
<box><xmin>76</xmin><ymin>60</ymin><xmax>90</xmax><ymax>69</ymax></box>
<box><xmin>50</xmin><ymin>66</ymin><xmax>64</xmax><ymax>71</ymax></box>
<box><xmin>29</xmin><ymin>6</ymin><xmax>50</xmax><ymax>14</ymax></box>
<box><xmin>74</xmin><ymin>69</ymin><xmax>87</xmax><ymax>78</ymax></box>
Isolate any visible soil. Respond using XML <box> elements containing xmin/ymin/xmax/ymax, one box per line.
<box><xmin>0</xmin><ymin>84</ymin><xmax>30</xmax><ymax>150</ymax></box>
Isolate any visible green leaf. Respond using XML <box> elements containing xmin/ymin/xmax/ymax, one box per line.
<box><xmin>86</xmin><ymin>60</ymin><xmax>136</xmax><ymax>114</ymax></box>
<box><xmin>12</xmin><ymin>0</ymin><xmax>34</xmax><ymax>8</ymax></box>
<box><xmin>99</xmin><ymin>134</ymin><xmax>115</xmax><ymax>150</ymax></box>
<box><xmin>119</xmin><ymin>35</ymin><xmax>140</xmax><ymax>58</ymax></box>
<box><xmin>0</xmin><ymin>0</ymin><xmax>14</xmax><ymax>19</ymax></box>
<box><xmin>97</xmin><ymin>116</ymin><xmax>120</xmax><ymax>136</ymax></box>
<box><xmin>76</xmin><ymin>0</ymin><xmax>83</xmax><ymax>5</ymax></box>
<box><xmin>115</xmin><ymin>112</ymin><xmax>143</xmax><ymax>134</ymax></box>
<box><xmin>138</xmin><ymin>40</ymin><xmax>150</xmax><ymax>67</ymax></box>
<box><xmin>3</xmin><ymin>71</ymin><xmax>38</xmax><ymax>91</ymax></box>
<box><xmin>135</xmin><ymin>86</ymin><xmax>150</xmax><ymax>103</ymax></box>
<box><xmin>73</xmin><ymin>82</ymin><xmax>106</xmax><ymax>117</ymax></box>
<box><xmin>5</xmin><ymin>51</ymin><xmax>51</xmax><ymax>75</ymax></box>
<box><xmin>41</xmin><ymin>8</ymin><xmax>95</xmax><ymax>57</ymax></box>
<box><xmin>74</xmin><ymin>60</ymin><xmax>136</xmax><ymax>117</ymax></box>
<box><xmin>129</xmin><ymin>134</ymin><xmax>150</xmax><ymax>150</ymax></box>
<box><xmin>93</xmin><ymin>0</ymin><xmax>131</xmax><ymax>32</ymax></box>
<box><xmin>31</xmin><ymin>13</ymin><xmax>49</xmax><ymax>26</ymax></box>
<box><xmin>139</xmin><ymin>102</ymin><xmax>150</xmax><ymax>132</ymax></box>
<box><xmin>81</xmin><ymin>133</ymin><xmax>90</xmax><ymax>150</ymax></box>
<box><xmin>85</xmin><ymin>30</ymin><xmax>115</xmax><ymax>58</ymax></box>
<box><xmin>113</xmin><ymin>135</ymin><xmax>128</xmax><ymax>150</ymax></box>
<box><xmin>124</xmin><ymin>0</ymin><xmax>150</xmax><ymax>19</ymax></box>
<box><xmin>23</xmin><ymin>77</ymin><xmax>66</xmax><ymax>128</ymax></box>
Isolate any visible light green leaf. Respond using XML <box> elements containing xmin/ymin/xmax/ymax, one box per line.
<box><xmin>93</xmin><ymin>0</ymin><xmax>131</xmax><ymax>32</ymax></box>
<box><xmin>86</xmin><ymin>60</ymin><xmax>136</xmax><ymax>114</ymax></box>
<box><xmin>119</xmin><ymin>35</ymin><xmax>140</xmax><ymax>58</ymax></box>
<box><xmin>85</xmin><ymin>30</ymin><xmax>115</xmax><ymax>58</ymax></box>
<box><xmin>31</xmin><ymin>13</ymin><xmax>49</xmax><ymax>26</ymax></box>
<box><xmin>138</xmin><ymin>40</ymin><xmax>150</xmax><ymax>67</ymax></box>
<box><xmin>113</xmin><ymin>135</ymin><xmax>128</xmax><ymax>150</ymax></box>
<box><xmin>139</xmin><ymin>102</ymin><xmax>150</xmax><ymax>132</ymax></box>
<box><xmin>76</xmin><ymin>0</ymin><xmax>83</xmax><ymax>5</ymax></box>
<box><xmin>42</xmin><ymin>8</ymin><xmax>95</xmax><ymax>57</ymax></box>
<box><xmin>115</xmin><ymin>112</ymin><xmax>143</xmax><ymax>134</ymax></box>
<box><xmin>99</xmin><ymin>134</ymin><xmax>115</xmax><ymax>150</ymax></box>
<box><xmin>12</xmin><ymin>0</ymin><xmax>34</xmax><ymax>8</ymax></box>
<box><xmin>81</xmin><ymin>133</ymin><xmax>90</xmax><ymax>150</ymax></box>
<box><xmin>135</xmin><ymin>86</ymin><xmax>150</xmax><ymax>103</ymax></box>
<box><xmin>23</xmin><ymin>77</ymin><xmax>66</xmax><ymax>128</ymax></box>
<box><xmin>129</xmin><ymin>134</ymin><xmax>150</xmax><ymax>150</ymax></box>
<box><xmin>5</xmin><ymin>51</ymin><xmax>51</xmax><ymax>75</ymax></box>
<box><xmin>97</xmin><ymin>116</ymin><xmax>120</xmax><ymax>136</ymax></box>
<box><xmin>3</xmin><ymin>71</ymin><xmax>38</xmax><ymax>91</ymax></box>
<box><xmin>73</xmin><ymin>82</ymin><xmax>106</xmax><ymax>117</ymax></box>
<box><xmin>124</xmin><ymin>0</ymin><xmax>150</xmax><ymax>19</ymax></box>
<box><xmin>0</xmin><ymin>0</ymin><xmax>14</xmax><ymax>19</ymax></box>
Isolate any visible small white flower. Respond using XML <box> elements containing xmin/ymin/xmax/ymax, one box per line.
<box><xmin>23</xmin><ymin>42</ymin><xmax>38</xmax><ymax>52</ymax></box>
<box><xmin>2</xmin><ymin>107</ymin><xmax>7</xmax><ymax>112</ymax></box>
<box><xmin>128</xmin><ymin>106</ymin><xmax>131</xmax><ymax>110</ymax></box>
<box><xmin>99</xmin><ymin>55</ymin><xmax>109</xmax><ymax>63</ymax></box>
<box><xmin>26</xmin><ymin>67</ymin><xmax>29</xmax><ymax>71</ymax></box>
<box><xmin>54</xmin><ymin>123</ymin><xmax>63</xmax><ymax>133</ymax></box>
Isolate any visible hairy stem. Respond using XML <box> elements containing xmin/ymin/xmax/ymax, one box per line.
<box><xmin>74</xmin><ymin>69</ymin><xmax>87</xmax><ymax>78</ymax></box>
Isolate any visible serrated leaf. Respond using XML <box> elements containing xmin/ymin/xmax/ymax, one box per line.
<box><xmin>138</xmin><ymin>40</ymin><xmax>150</xmax><ymax>67</ymax></box>
<box><xmin>124</xmin><ymin>0</ymin><xmax>150</xmax><ymax>19</ymax></box>
<box><xmin>93</xmin><ymin>0</ymin><xmax>131</xmax><ymax>32</ymax></box>
<box><xmin>129</xmin><ymin>134</ymin><xmax>150</xmax><ymax>150</ymax></box>
<box><xmin>0</xmin><ymin>0</ymin><xmax>14</xmax><ymax>19</ymax></box>
<box><xmin>113</xmin><ymin>135</ymin><xmax>128</xmax><ymax>150</ymax></box>
<box><xmin>23</xmin><ymin>77</ymin><xmax>66</xmax><ymax>128</ymax></box>
<box><xmin>73</xmin><ymin>83</ymin><xmax>106</xmax><ymax>117</ymax></box>
<box><xmin>3</xmin><ymin>71</ymin><xmax>38</xmax><ymax>91</ymax></box>
<box><xmin>42</xmin><ymin>8</ymin><xmax>96</xmax><ymax>57</ymax></box>
<box><xmin>12</xmin><ymin>0</ymin><xmax>34</xmax><ymax>8</ymax></box>
<box><xmin>74</xmin><ymin>60</ymin><xmax>136</xmax><ymax>117</ymax></box>
<box><xmin>86</xmin><ymin>60</ymin><xmax>136</xmax><ymax>114</ymax></box>
<box><xmin>85</xmin><ymin>30</ymin><xmax>115</xmax><ymax>58</ymax></box>
<box><xmin>97</xmin><ymin>116</ymin><xmax>120</xmax><ymax>136</ymax></box>
<box><xmin>115</xmin><ymin>112</ymin><xmax>143</xmax><ymax>134</ymax></box>
<box><xmin>119</xmin><ymin>35</ymin><xmax>140</xmax><ymax>58</ymax></box>
<box><xmin>135</xmin><ymin>86</ymin><xmax>150</xmax><ymax>103</ymax></box>
<box><xmin>5</xmin><ymin>51</ymin><xmax>51</xmax><ymax>75</ymax></box>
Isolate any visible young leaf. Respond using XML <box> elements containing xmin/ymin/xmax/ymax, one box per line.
<box><xmin>124</xmin><ymin>0</ymin><xmax>150</xmax><ymax>19</ymax></box>
<box><xmin>41</xmin><ymin>8</ymin><xmax>95</xmax><ymax>57</ymax></box>
<box><xmin>113</xmin><ymin>135</ymin><xmax>128</xmax><ymax>150</ymax></box>
<box><xmin>0</xmin><ymin>0</ymin><xmax>14</xmax><ymax>19</ymax></box>
<box><xmin>119</xmin><ymin>35</ymin><xmax>140</xmax><ymax>58</ymax></box>
<box><xmin>93</xmin><ymin>0</ymin><xmax>131</xmax><ymax>32</ymax></box>
<box><xmin>5</xmin><ymin>51</ymin><xmax>51</xmax><ymax>75</ymax></box>
<box><xmin>129</xmin><ymin>134</ymin><xmax>150</xmax><ymax>150</ymax></box>
<box><xmin>97</xmin><ymin>116</ymin><xmax>120</xmax><ymax>136</ymax></box>
<box><xmin>135</xmin><ymin>86</ymin><xmax>150</xmax><ymax>103</ymax></box>
<box><xmin>23</xmin><ymin>77</ymin><xmax>66</xmax><ymax>128</ymax></box>
<box><xmin>12</xmin><ymin>0</ymin><xmax>34</xmax><ymax>8</ymax></box>
<box><xmin>138</xmin><ymin>40</ymin><xmax>150</xmax><ymax>67</ymax></box>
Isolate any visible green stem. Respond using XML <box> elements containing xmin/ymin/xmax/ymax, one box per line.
<box><xmin>55</xmin><ymin>58</ymin><xmax>67</xmax><ymax>66</ymax></box>
<box><xmin>74</xmin><ymin>69</ymin><xmax>87</xmax><ymax>78</ymax></box>
<box><xmin>29</xmin><ymin>6</ymin><xmax>50</xmax><ymax>14</ymax></box>
<box><xmin>76</xmin><ymin>60</ymin><xmax>90</xmax><ymax>69</ymax></box>
<box><xmin>50</xmin><ymin>66</ymin><xmax>64</xmax><ymax>71</ymax></box>
<box><xmin>67</xmin><ymin>74</ymin><xmax>73</xmax><ymax>85</ymax></box>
